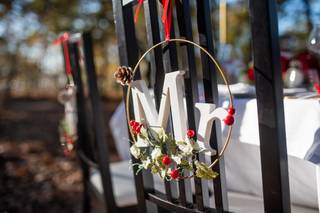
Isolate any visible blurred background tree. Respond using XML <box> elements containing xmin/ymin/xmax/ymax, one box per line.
<box><xmin>0</xmin><ymin>0</ymin><xmax>319</xmax><ymax>105</ymax></box>
<box><xmin>0</xmin><ymin>0</ymin><xmax>119</xmax><ymax>105</ymax></box>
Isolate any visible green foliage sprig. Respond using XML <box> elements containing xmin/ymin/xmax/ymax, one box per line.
<box><xmin>129</xmin><ymin>120</ymin><xmax>218</xmax><ymax>181</ymax></box>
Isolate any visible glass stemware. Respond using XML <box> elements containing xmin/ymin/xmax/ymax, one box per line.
<box><xmin>307</xmin><ymin>24</ymin><xmax>320</xmax><ymax>91</ymax></box>
<box><xmin>308</xmin><ymin>24</ymin><xmax>320</xmax><ymax>55</ymax></box>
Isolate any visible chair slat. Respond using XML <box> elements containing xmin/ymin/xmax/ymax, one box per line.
<box><xmin>249</xmin><ymin>0</ymin><xmax>291</xmax><ymax>212</ymax></box>
<box><xmin>68</xmin><ymin>41</ymin><xmax>92</xmax><ymax>213</ymax></box>
<box><xmin>195</xmin><ymin>0</ymin><xmax>228</xmax><ymax>211</ymax></box>
<box><xmin>143</xmin><ymin>0</ymin><xmax>165</xmax><ymax>99</ymax></box>
<box><xmin>158</xmin><ymin>4</ymin><xmax>179</xmax><ymax>72</ymax></box>
<box><xmin>175</xmin><ymin>1</ymin><xmax>209</xmax><ymax>210</ymax></box>
<box><xmin>143</xmin><ymin>0</ymin><xmax>178</xmax><ymax>203</ymax></box>
<box><xmin>148</xmin><ymin>192</ymin><xmax>197</xmax><ymax>213</ymax></box>
<box><xmin>112</xmin><ymin>1</ymin><xmax>155</xmax><ymax>212</ymax></box>
<box><xmin>77</xmin><ymin>150</ymin><xmax>99</xmax><ymax>169</ymax></box>
<box><xmin>67</xmin><ymin>43</ymin><xmax>95</xmax><ymax>162</ymax></box>
<box><xmin>81</xmin><ymin>33</ymin><xmax>118</xmax><ymax>213</ymax></box>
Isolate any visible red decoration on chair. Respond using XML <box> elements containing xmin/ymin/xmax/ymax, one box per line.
<box><xmin>134</xmin><ymin>0</ymin><xmax>173</xmax><ymax>41</ymax></box>
<box><xmin>170</xmin><ymin>169</ymin><xmax>180</xmax><ymax>179</ymax></box>
<box><xmin>52</xmin><ymin>33</ymin><xmax>72</xmax><ymax>76</ymax></box>
<box><xmin>162</xmin><ymin>155</ymin><xmax>172</xmax><ymax>166</ymax></box>
<box><xmin>162</xmin><ymin>0</ymin><xmax>173</xmax><ymax>41</ymax></box>
<box><xmin>247</xmin><ymin>66</ymin><xmax>255</xmax><ymax>81</ymax></box>
<box><xmin>129</xmin><ymin>120</ymin><xmax>143</xmax><ymax>135</ymax></box>
<box><xmin>227</xmin><ymin>107</ymin><xmax>235</xmax><ymax>115</ymax></box>
<box><xmin>64</xmin><ymin>149</ymin><xmax>71</xmax><ymax>156</ymax></box>
<box><xmin>134</xmin><ymin>0</ymin><xmax>144</xmax><ymax>23</ymax></box>
<box><xmin>129</xmin><ymin>120</ymin><xmax>136</xmax><ymax>126</ymax></box>
<box><xmin>224</xmin><ymin>115</ymin><xmax>234</xmax><ymax>126</ymax></box>
<box><xmin>314</xmin><ymin>83</ymin><xmax>320</xmax><ymax>94</ymax></box>
<box><xmin>186</xmin><ymin>129</ymin><xmax>195</xmax><ymax>138</ymax></box>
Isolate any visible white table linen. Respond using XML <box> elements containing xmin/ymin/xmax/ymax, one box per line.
<box><xmin>109</xmin><ymin>97</ymin><xmax>320</xmax><ymax>209</ymax></box>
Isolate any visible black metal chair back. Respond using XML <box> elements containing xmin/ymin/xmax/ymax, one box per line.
<box><xmin>65</xmin><ymin>32</ymin><xmax>136</xmax><ymax>213</ymax></box>
<box><xmin>112</xmin><ymin>0</ymin><xmax>291</xmax><ymax>212</ymax></box>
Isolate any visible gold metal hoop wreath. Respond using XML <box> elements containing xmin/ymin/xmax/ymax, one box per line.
<box><xmin>126</xmin><ymin>38</ymin><xmax>234</xmax><ymax>179</ymax></box>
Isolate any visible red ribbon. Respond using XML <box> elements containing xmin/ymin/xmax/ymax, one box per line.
<box><xmin>134</xmin><ymin>0</ymin><xmax>144</xmax><ymax>23</ymax></box>
<box><xmin>53</xmin><ymin>33</ymin><xmax>72</xmax><ymax>76</ymax></box>
<box><xmin>134</xmin><ymin>0</ymin><xmax>173</xmax><ymax>41</ymax></box>
<box><xmin>162</xmin><ymin>0</ymin><xmax>173</xmax><ymax>41</ymax></box>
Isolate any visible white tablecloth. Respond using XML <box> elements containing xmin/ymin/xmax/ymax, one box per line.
<box><xmin>220</xmin><ymin>98</ymin><xmax>320</xmax><ymax>163</ymax></box>
<box><xmin>109</xmin><ymin>97</ymin><xmax>320</xmax><ymax>209</ymax></box>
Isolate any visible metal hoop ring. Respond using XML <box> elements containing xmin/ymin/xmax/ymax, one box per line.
<box><xmin>125</xmin><ymin>38</ymin><xmax>233</xmax><ymax>175</ymax></box>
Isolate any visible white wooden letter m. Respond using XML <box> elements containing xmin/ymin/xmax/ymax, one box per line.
<box><xmin>131</xmin><ymin>71</ymin><xmax>228</xmax><ymax>154</ymax></box>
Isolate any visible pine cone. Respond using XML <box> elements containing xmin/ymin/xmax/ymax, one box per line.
<box><xmin>114</xmin><ymin>66</ymin><xmax>133</xmax><ymax>86</ymax></box>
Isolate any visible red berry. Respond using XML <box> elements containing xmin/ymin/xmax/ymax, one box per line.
<box><xmin>64</xmin><ymin>149</ymin><xmax>71</xmax><ymax>156</ymax></box>
<box><xmin>227</xmin><ymin>107</ymin><xmax>235</xmax><ymax>115</ymax></box>
<box><xmin>162</xmin><ymin>155</ymin><xmax>172</xmax><ymax>166</ymax></box>
<box><xmin>136</xmin><ymin>125</ymin><xmax>142</xmax><ymax>134</ymax></box>
<box><xmin>186</xmin><ymin>129</ymin><xmax>195</xmax><ymax>138</ymax></box>
<box><xmin>129</xmin><ymin>120</ymin><xmax>136</xmax><ymax>126</ymax></box>
<box><xmin>133</xmin><ymin>122</ymin><xmax>140</xmax><ymax>128</ymax></box>
<box><xmin>133</xmin><ymin>124</ymin><xmax>143</xmax><ymax>134</ymax></box>
<box><xmin>170</xmin><ymin>169</ymin><xmax>180</xmax><ymax>179</ymax></box>
<box><xmin>224</xmin><ymin>115</ymin><xmax>234</xmax><ymax>126</ymax></box>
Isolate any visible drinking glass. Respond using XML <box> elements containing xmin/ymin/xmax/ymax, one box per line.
<box><xmin>308</xmin><ymin>24</ymin><xmax>320</xmax><ymax>55</ymax></box>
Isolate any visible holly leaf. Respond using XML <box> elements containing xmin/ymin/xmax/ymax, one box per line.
<box><xmin>195</xmin><ymin>161</ymin><xmax>219</xmax><ymax>179</ymax></box>
<box><xmin>130</xmin><ymin>144</ymin><xmax>141</xmax><ymax>159</ymax></box>
<box><xmin>151</xmin><ymin>165</ymin><xmax>159</xmax><ymax>174</ymax></box>
<box><xmin>179</xmin><ymin>159</ymin><xmax>193</xmax><ymax>170</ymax></box>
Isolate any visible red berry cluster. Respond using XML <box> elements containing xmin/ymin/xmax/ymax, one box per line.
<box><xmin>161</xmin><ymin>154</ymin><xmax>181</xmax><ymax>179</ymax></box>
<box><xmin>129</xmin><ymin>120</ymin><xmax>143</xmax><ymax>134</ymax></box>
<box><xmin>224</xmin><ymin>107</ymin><xmax>235</xmax><ymax>126</ymax></box>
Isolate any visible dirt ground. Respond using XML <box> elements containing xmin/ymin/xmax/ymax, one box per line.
<box><xmin>0</xmin><ymin>98</ymin><xmax>120</xmax><ymax>213</ymax></box>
